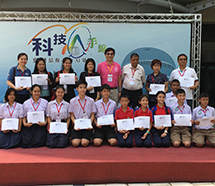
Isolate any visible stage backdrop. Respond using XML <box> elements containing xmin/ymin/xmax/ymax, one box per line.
<box><xmin>0</xmin><ymin>22</ymin><xmax>191</xmax><ymax>102</ymax></box>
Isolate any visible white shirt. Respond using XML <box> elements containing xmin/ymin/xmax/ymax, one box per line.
<box><xmin>46</xmin><ymin>99</ymin><xmax>70</xmax><ymax>120</ymax></box>
<box><xmin>122</xmin><ymin>64</ymin><xmax>145</xmax><ymax>90</ymax></box>
<box><xmin>169</xmin><ymin>67</ymin><xmax>198</xmax><ymax>99</ymax></box>
<box><xmin>0</xmin><ymin>102</ymin><xmax>23</xmax><ymax>119</ymax></box>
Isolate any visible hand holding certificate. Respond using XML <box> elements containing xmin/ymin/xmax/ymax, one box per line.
<box><xmin>27</xmin><ymin>111</ymin><xmax>45</xmax><ymax>124</ymax></box>
<box><xmin>174</xmin><ymin>114</ymin><xmax>192</xmax><ymax>126</ymax></box>
<box><xmin>59</xmin><ymin>73</ymin><xmax>75</xmax><ymax>85</ymax></box>
<box><xmin>149</xmin><ymin>84</ymin><xmax>165</xmax><ymax>95</ymax></box>
<box><xmin>1</xmin><ymin>118</ymin><xmax>19</xmax><ymax>131</ymax></box>
<box><xmin>32</xmin><ymin>74</ymin><xmax>48</xmax><ymax>86</ymax></box>
<box><xmin>49</xmin><ymin>122</ymin><xmax>67</xmax><ymax>134</ymax></box>
<box><xmin>74</xmin><ymin>119</ymin><xmax>92</xmax><ymax>130</ymax></box>
<box><xmin>179</xmin><ymin>77</ymin><xmax>194</xmax><ymax>88</ymax></box>
<box><xmin>154</xmin><ymin>115</ymin><xmax>172</xmax><ymax>127</ymax></box>
<box><xmin>15</xmin><ymin>77</ymin><xmax>32</xmax><ymax>88</ymax></box>
<box><xmin>85</xmin><ymin>76</ymin><xmax>101</xmax><ymax>87</ymax></box>
<box><xmin>134</xmin><ymin>116</ymin><xmax>150</xmax><ymax>129</ymax></box>
<box><xmin>198</xmin><ymin>117</ymin><xmax>215</xmax><ymax>128</ymax></box>
<box><xmin>117</xmin><ymin>118</ymin><xmax>134</xmax><ymax>131</ymax></box>
<box><xmin>97</xmin><ymin>114</ymin><xmax>114</xmax><ymax>126</ymax></box>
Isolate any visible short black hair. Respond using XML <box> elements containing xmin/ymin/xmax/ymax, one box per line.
<box><xmin>76</xmin><ymin>80</ymin><xmax>88</xmax><ymax>88</ymax></box>
<box><xmin>171</xmin><ymin>79</ymin><xmax>180</xmax><ymax>85</ymax></box>
<box><xmin>4</xmin><ymin>88</ymin><xmax>17</xmax><ymax>102</ymax></box>
<box><xmin>199</xmin><ymin>93</ymin><xmax>209</xmax><ymax>99</ymax></box>
<box><xmin>119</xmin><ymin>94</ymin><xmax>129</xmax><ymax>100</ymax></box>
<box><xmin>156</xmin><ymin>91</ymin><xmax>166</xmax><ymax>98</ymax></box>
<box><xmin>177</xmin><ymin>54</ymin><xmax>188</xmax><ymax>60</ymax></box>
<box><xmin>17</xmin><ymin>53</ymin><xmax>28</xmax><ymax>60</ymax></box>
<box><xmin>176</xmin><ymin>88</ymin><xmax>185</xmax><ymax>96</ymax></box>
<box><xmin>56</xmin><ymin>85</ymin><xmax>65</xmax><ymax>92</ymax></box>
<box><xmin>100</xmin><ymin>84</ymin><xmax>111</xmax><ymax>91</ymax></box>
<box><xmin>138</xmin><ymin>94</ymin><xmax>149</xmax><ymax>102</ymax></box>
<box><xmin>104</xmin><ymin>47</ymin><xmax>115</xmax><ymax>55</ymax></box>
<box><xmin>84</xmin><ymin>58</ymin><xmax>96</xmax><ymax>73</ymax></box>
<box><xmin>31</xmin><ymin>84</ymin><xmax>42</xmax><ymax>91</ymax></box>
<box><xmin>130</xmin><ymin>53</ymin><xmax>139</xmax><ymax>58</ymax></box>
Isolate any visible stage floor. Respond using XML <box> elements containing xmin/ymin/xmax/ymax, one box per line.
<box><xmin>0</xmin><ymin>146</ymin><xmax>215</xmax><ymax>186</ymax></box>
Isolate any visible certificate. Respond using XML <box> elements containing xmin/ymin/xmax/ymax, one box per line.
<box><xmin>134</xmin><ymin>116</ymin><xmax>150</xmax><ymax>129</ymax></box>
<box><xmin>97</xmin><ymin>114</ymin><xmax>114</xmax><ymax>126</ymax></box>
<box><xmin>15</xmin><ymin>76</ymin><xmax>32</xmax><ymax>88</ymax></box>
<box><xmin>74</xmin><ymin>119</ymin><xmax>92</xmax><ymax>130</ymax></box>
<box><xmin>32</xmin><ymin>74</ymin><xmax>48</xmax><ymax>86</ymax></box>
<box><xmin>49</xmin><ymin>122</ymin><xmax>67</xmax><ymax>134</ymax></box>
<box><xmin>27</xmin><ymin>111</ymin><xmax>45</xmax><ymax>123</ymax></box>
<box><xmin>165</xmin><ymin>97</ymin><xmax>178</xmax><ymax>107</ymax></box>
<box><xmin>1</xmin><ymin>118</ymin><xmax>19</xmax><ymax>131</ymax></box>
<box><xmin>59</xmin><ymin>73</ymin><xmax>75</xmax><ymax>85</ymax></box>
<box><xmin>117</xmin><ymin>118</ymin><xmax>134</xmax><ymax>131</ymax></box>
<box><xmin>149</xmin><ymin>84</ymin><xmax>165</xmax><ymax>95</ymax></box>
<box><xmin>198</xmin><ymin>117</ymin><xmax>214</xmax><ymax>127</ymax></box>
<box><xmin>179</xmin><ymin>77</ymin><xmax>194</xmax><ymax>88</ymax></box>
<box><xmin>154</xmin><ymin>115</ymin><xmax>171</xmax><ymax>127</ymax></box>
<box><xmin>174</xmin><ymin>114</ymin><xmax>192</xmax><ymax>126</ymax></box>
<box><xmin>85</xmin><ymin>76</ymin><xmax>101</xmax><ymax>87</ymax></box>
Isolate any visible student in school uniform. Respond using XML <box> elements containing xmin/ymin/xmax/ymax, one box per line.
<box><xmin>32</xmin><ymin>58</ymin><xmax>54</xmax><ymax>101</ymax></box>
<box><xmin>21</xmin><ymin>84</ymin><xmax>48</xmax><ymax>148</ymax></box>
<box><xmin>170</xmin><ymin>89</ymin><xmax>194</xmax><ymax>148</ymax></box>
<box><xmin>93</xmin><ymin>84</ymin><xmax>117</xmax><ymax>147</ymax></box>
<box><xmin>134</xmin><ymin>95</ymin><xmax>152</xmax><ymax>147</ymax></box>
<box><xmin>115</xmin><ymin>94</ymin><xmax>134</xmax><ymax>147</ymax></box>
<box><xmin>151</xmin><ymin>91</ymin><xmax>173</xmax><ymax>147</ymax></box>
<box><xmin>145</xmin><ymin>59</ymin><xmax>168</xmax><ymax>108</ymax></box>
<box><xmin>69</xmin><ymin>80</ymin><xmax>96</xmax><ymax>147</ymax></box>
<box><xmin>7</xmin><ymin>53</ymin><xmax>31</xmax><ymax>104</ymax></box>
<box><xmin>54</xmin><ymin>57</ymin><xmax>78</xmax><ymax>103</ymax></box>
<box><xmin>79</xmin><ymin>58</ymin><xmax>101</xmax><ymax>101</ymax></box>
<box><xmin>192</xmin><ymin>93</ymin><xmax>215</xmax><ymax>147</ymax></box>
<box><xmin>0</xmin><ymin>88</ymin><xmax>23</xmax><ymax>148</ymax></box>
<box><xmin>46</xmin><ymin>86</ymin><xmax>70</xmax><ymax>148</ymax></box>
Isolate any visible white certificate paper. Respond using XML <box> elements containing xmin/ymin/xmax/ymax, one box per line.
<box><xmin>174</xmin><ymin>114</ymin><xmax>192</xmax><ymax>126</ymax></box>
<box><xmin>1</xmin><ymin>118</ymin><xmax>19</xmax><ymax>131</ymax></box>
<box><xmin>179</xmin><ymin>77</ymin><xmax>194</xmax><ymax>88</ymax></box>
<box><xmin>59</xmin><ymin>73</ymin><xmax>75</xmax><ymax>85</ymax></box>
<box><xmin>165</xmin><ymin>97</ymin><xmax>178</xmax><ymax>107</ymax></box>
<box><xmin>154</xmin><ymin>115</ymin><xmax>172</xmax><ymax>127</ymax></box>
<box><xmin>97</xmin><ymin>114</ymin><xmax>114</xmax><ymax>126</ymax></box>
<box><xmin>85</xmin><ymin>76</ymin><xmax>101</xmax><ymax>87</ymax></box>
<box><xmin>74</xmin><ymin>119</ymin><xmax>92</xmax><ymax>130</ymax></box>
<box><xmin>15</xmin><ymin>76</ymin><xmax>32</xmax><ymax>88</ymax></box>
<box><xmin>134</xmin><ymin>116</ymin><xmax>150</xmax><ymax>129</ymax></box>
<box><xmin>149</xmin><ymin>84</ymin><xmax>165</xmax><ymax>95</ymax></box>
<box><xmin>198</xmin><ymin>117</ymin><xmax>214</xmax><ymax>127</ymax></box>
<box><xmin>27</xmin><ymin>111</ymin><xmax>45</xmax><ymax>123</ymax></box>
<box><xmin>32</xmin><ymin>74</ymin><xmax>48</xmax><ymax>86</ymax></box>
<box><xmin>117</xmin><ymin>118</ymin><xmax>134</xmax><ymax>131</ymax></box>
<box><xmin>49</xmin><ymin>122</ymin><xmax>67</xmax><ymax>134</ymax></box>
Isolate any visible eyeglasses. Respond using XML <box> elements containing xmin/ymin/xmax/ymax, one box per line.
<box><xmin>106</xmin><ymin>53</ymin><xmax>114</xmax><ymax>56</ymax></box>
<box><xmin>179</xmin><ymin>58</ymin><xmax>187</xmax><ymax>61</ymax></box>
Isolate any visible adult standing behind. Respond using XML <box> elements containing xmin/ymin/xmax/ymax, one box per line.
<box><xmin>79</xmin><ymin>58</ymin><xmax>101</xmax><ymax>101</ymax></box>
<box><xmin>32</xmin><ymin>58</ymin><xmax>53</xmax><ymax>101</ymax></box>
<box><xmin>169</xmin><ymin>54</ymin><xmax>199</xmax><ymax>108</ymax></box>
<box><xmin>97</xmin><ymin>47</ymin><xmax>122</xmax><ymax>104</ymax></box>
<box><xmin>7</xmin><ymin>53</ymin><xmax>31</xmax><ymax>104</ymax></box>
<box><xmin>145</xmin><ymin>59</ymin><xmax>168</xmax><ymax>108</ymax></box>
<box><xmin>121</xmin><ymin>53</ymin><xmax>145</xmax><ymax>109</ymax></box>
<box><xmin>54</xmin><ymin>57</ymin><xmax>78</xmax><ymax>103</ymax></box>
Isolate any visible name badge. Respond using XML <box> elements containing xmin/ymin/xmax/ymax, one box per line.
<box><xmin>107</xmin><ymin>74</ymin><xmax>113</xmax><ymax>82</ymax></box>
<box><xmin>56</xmin><ymin>118</ymin><xmax>61</xmax><ymax>122</ymax></box>
<box><xmin>89</xmin><ymin>88</ymin><xmax>95</xmax><ymax>93</ymax></box>
<box><xmin>129</xmin><ymin>77</ymin><xmax>135</xmax><ymax>85</ymax></box>
<box><xmin>43</xmin><ymin>85</ymin><xmax>48</xmax><ymax>90</ymax></box>
<box><xmin>64</xmin><ymin>84</ymin><xmax>68</xmax><ymax>93</ymax></box>
<box><xmin>82</xmin><ymin>112</ymin><xmax>89</xmax><ymax>119</ymax></box>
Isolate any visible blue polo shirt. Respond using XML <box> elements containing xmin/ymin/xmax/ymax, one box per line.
<box><xmin>7</xmin><ymin>65</ymin><xmax>31</xmax><ymax>95</ymax></box>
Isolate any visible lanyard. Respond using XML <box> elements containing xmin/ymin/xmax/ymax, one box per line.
<box><xmin>151</xmin><ymin>73</ymin><xmax>160</xmax><ymax>84</ymax></box>
<box><xmin>18</xmin><ymin>69</ymin><xmax>25</xmax><ymax>76</ymax></box>
<box><xmin>178</xmin><ymin>105</ymin><xmax>185</xmax><ymax>113</ymax></box>
<box><xmin>88</xmin><ymin>72</ymin><xmax>93</xmax><ymax>76</ymax></box>
<box><xmin>7</xmin><ymin>102</ymin><xmax>17</xmax><ymax>117</ymax></box>
<box><xmin>178</xmin><ymin>69</ymin><xmax>186</xmax><ymax>77</ymax></box>
<box><xmin>55</xmin><ymin>103</ymin><xmax>63</xmax><ymax>116</ymax></box>
<box><xmin>131</xmin><ymin>68</ymin><xmax>137</xmax><ymax>77</ymax></box>
<box><xmin>102</xmin><ymin>102</ymin><xmax>111</xmax><ymax>114</ymax></box>
<box><xmin>78</xmin><ymin>99</ymin><xmax>87</xmax><ymax>113</ymax></box>
<box><xmin>31</xmin><ymin>98</ymin><xmax>41</xmax><ymax>111</ymax></box>
<box><xmin>201</xmin><ymin>108</ymin><xmax>208</xmax><ymax>116</ymax></box>
<box><xmin>107</xmin><ymin>64</ymin><xmax>113</xmax><ymax>74</ymax></box>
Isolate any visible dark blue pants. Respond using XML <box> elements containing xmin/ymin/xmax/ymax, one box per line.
<box><xmin>134</xmin><ymin>129</ymin><xmax>152</xmax><ymax>147</ymax></box>
<box><xmin>151</xmin><ymin>127</ymin><xmax>170</xmax><ymax>147</ymax></box>
<box><xmin>116</xmin><ymin>131</ymin><xmax>133</xmax><ymax>147</ymax></box>
<box><xmin>0</xmin><ymin>131</ymin><xmax>21</xmax><ymax>149</ymax></box>
<box><xmin>46</xmin><ymin>133</ymin><xmax>69</xmax><ymax>148</ymax></box>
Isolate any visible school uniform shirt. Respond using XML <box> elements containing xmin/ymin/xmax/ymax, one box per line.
<box><xmin>7</xmin><ymin>65</ymin><xmax>31</xmax><ymax>95</ymax></box>
<box><xmin>151</xmin><ymin>105</ymin><xmax>173</xmax><ymax>122</ymax></box>
<box><xmin>134</xmin><ymin>107</ymin><xmax>153</xmax><ymax>122</ymax></box>
<box><xmin>69</xmin><ymin>95</ymin><xmax>96</xmax><ymax>119</ymax></box>
<box><xmin>46</xmin><ymin>99</ymin><xmax>70</xmax><ymax>121</ymax></box>
<box><xmin>97</xmin><ymin>61</ymin><xmax>121</xmax><ymax>88</ymax></box>
<box><xmin>114</xmin><ymin>107</ymin><xmax>134</xmax><ymax>120</ymax></box>
<box><xmin>0</xmin><ymin>102</ymin><xmax>23</xmax><ymax>119</ymax></box>
<box><xmin>95</xmin><ymin>98</ymin><xmax>117</xmax><ymax>118</ymax></box>
<box><xmin>192</xmin><ymin>105</ymin><xmax>215</xmax><ymax>130</ymax></box>
<box><xmin>169</xmin><ymin>67</ymin><xmax>198</xmax><ymax>100</ymax></box>
<box><xmin>23</xmin><ymin>98</ymin><xmax>48</xmax><ymax>117</ymax></box>
<box><xmin>122</xmin><ymin>64</ymin><xmax>145</xmax><ymax>91</ymax></box>
<box><xmin>170</xmin><ymin>102</ymin><xmax>191</xmax><ymax>115</ymax></box>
